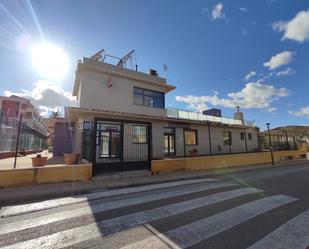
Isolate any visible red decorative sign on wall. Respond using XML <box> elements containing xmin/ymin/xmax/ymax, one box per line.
<box><xmin>106</xmin><ymin>75</ymin><xmax>113</xmax><ymax>88</ymax></box>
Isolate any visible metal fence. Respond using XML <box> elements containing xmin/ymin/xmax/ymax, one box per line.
<box><xmin>0</xmin><ymin>112</ymin><xmax>47</xmax><ymax>154</ymax></box>
<box><xmin>257</xmin><ymin>133</ymin><xmax>306</xmax><ymax>151</ymax></box>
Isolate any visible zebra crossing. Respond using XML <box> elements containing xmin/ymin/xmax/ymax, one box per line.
<box><xmin>0</xmin><ymin>177</ymin><xmax>308</xmax><ymax>249</ymax></box>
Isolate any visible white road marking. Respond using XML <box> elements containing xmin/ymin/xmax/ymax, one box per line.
<box><xmin>97</xmin><ymin>187</ymin><xmax>263</xmax><ymax>235</ymax></box>
<box><xmin>0</xmin><ymin>182</ymin><xmax>236</xmax><ymax>235</ymax></box>
<box><xmin>247</xmin><ymin>209</ymin><xmax>309</xmax><ymax>249</ymax></box>
<box><xmin>0</xmin><ymin>178</ymin><xmax>218</xmax><ymax>217</ymax></box>
<box><xmin>122</xmin><ymin>195</ymin><xmax>297</xmax><ymax>249</ymax></box>
<box><xmin>0</xmin><ymin>187</ymin><xmax>262</xmax><ymax>249</ymax></box>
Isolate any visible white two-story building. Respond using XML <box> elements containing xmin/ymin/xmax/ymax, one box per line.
<box><xmin>67</xmin><ymin>51</ymin><xmax>259</xmax><ymax>174</ymax></box>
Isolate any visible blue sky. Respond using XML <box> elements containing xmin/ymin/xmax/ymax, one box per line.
<box><xmin>0</xmin><ymin>0</ymin><xmax>309</xmax><ymax>130</ymax></box>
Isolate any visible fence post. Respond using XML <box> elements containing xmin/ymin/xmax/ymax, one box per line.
<box><xmin>13</xmin><ymin>114</ymin><xmax>23</xmax><ymax>169</ymax></box>
<box><xmin>208</xmin><ymin>124</ymin><xmax>212</xmax><ymax>156</ymax></box>
<box><xmin>244</xmin><ymin>129</ymin><xmax>248</xmax><ymax>153</ymax></box>
<box><xmin>285</xmin><ymin>131</ymin><xmax>290</xmax><ymax>150</ymax></box>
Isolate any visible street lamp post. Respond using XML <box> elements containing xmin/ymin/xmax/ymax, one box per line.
<box><xmin>266</xmin><ymin>123</ymin><xmax>274</xmax><ymax>166</ymax></box>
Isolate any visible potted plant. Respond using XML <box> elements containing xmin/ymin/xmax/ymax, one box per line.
<box><xmin>64</xmin><ymin>152</ymin><xmax>80</xmax><ymax>165</ymax></box>
<box><xmin>189</xmin><ymin>148</ymin><xmax>199</xmax><ymax>156</ymax></box>
<box><xmin>31</xmin><ymin>154</ymin><xmax>48</xmax><ymax>167</ymax></box>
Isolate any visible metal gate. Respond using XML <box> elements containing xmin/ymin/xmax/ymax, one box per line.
<box><xmin>89</xmin><ymin>119</ymin><xmax>151</xmax><ymax>174</ymax></box>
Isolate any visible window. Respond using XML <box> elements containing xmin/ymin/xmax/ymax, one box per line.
<box><xmin>133</xmin><ymin>87</ymin><xmax>164</xmax><ymax>109</ymax></box>
<box><xmin>184</xmin><ymin>129</ymin><xmax>197</xmax><ymax>145</ymax></box>
<box><xmin>240</xmin><ymin>132</ymin><xmax>245</xmax><ymax>140</ymax></box>
<box><xmin>132</xmin><ymin>125</ymin><xmax>147</xmax><ymax>144</ymax></box>
<box><xmin>248</xmin><ymin>133</ymin><xmax>253</xmax><ymax>140</ymax></box>
<box><xmin>223</xmin><ymin>131</ymin><xmax>232</xmax><ymax>145</ymax></box>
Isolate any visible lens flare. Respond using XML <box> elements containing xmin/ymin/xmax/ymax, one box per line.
<box><xmin>31</xmin><ymin>43</ymin><xmax>69</xmax><ymax>80</ymax></box>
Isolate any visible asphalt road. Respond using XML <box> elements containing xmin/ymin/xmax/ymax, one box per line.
<box><xmin>1</xmin><ymin>162</ymin><xmax>309</xmax><ymax>249</ymax></box>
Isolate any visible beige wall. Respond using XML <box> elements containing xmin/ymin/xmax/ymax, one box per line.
<box><xmin>152</xmin><ymin>121</ymin><xmax>168</xmax><ymax>159</ymax></box>
<box><xmin>77</xmin><ymin>69</ymin><xmax>168</xmax><ymax>118</ymax></box>
<box><xmin>71</xmin><ymin>112</ymin><xmax>259</xmax><ymax>162</ymax></box>
<box><xmin>151</xmin><ymin>150</ymin><xmax>306</xmax><ymax>174</ymax></box>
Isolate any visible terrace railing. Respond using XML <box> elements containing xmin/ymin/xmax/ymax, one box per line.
<box><xmin>166</xmin><ymin>108</ymin><xmax>255</xmax><ymax>127</ymax></box>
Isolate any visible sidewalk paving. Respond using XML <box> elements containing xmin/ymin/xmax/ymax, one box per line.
<box><xmin>0</xmin><ymin>159</ymin><xmax>308</xmax><ymax>205</ymax></box>
<box><xmin>0</xmin><ymin>150</ymin><xmax>64</xmax><ymax>170</ymax></box>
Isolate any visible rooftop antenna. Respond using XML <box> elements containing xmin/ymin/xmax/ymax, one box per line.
<box><xmin>89</xmin><ymin>49</ymin><xmax>138</xmax><ymax>70</ymax></box>
<box><xmin>163</xmin><ymin>64</ymin><xmax>168</xmax><ymax>79</ymax></box>
<box><xmin>89</xmin><ymin>49</ymin><xmax>105</xmax><ymax>61</ymax></box>
<box><xmin>117</xmin><ymin>49</ymin><xmax>135</xmax><ymax>69</ymax></box>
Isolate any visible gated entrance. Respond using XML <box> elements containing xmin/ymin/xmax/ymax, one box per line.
<box><xmin>82</xmin><ymin>119</ymin><xmax>151</xmax><ymax>174</ymax></box>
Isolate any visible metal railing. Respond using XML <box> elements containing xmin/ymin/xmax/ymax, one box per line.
<box><xmin>166</xmin><ymin>108</ymin><xmax>255</xmax><ymax>127</ymax></box>
<box><xmin>0</xmin><ymin>112</ymin><xmax>47</xmax><ymax>153</ymax></box>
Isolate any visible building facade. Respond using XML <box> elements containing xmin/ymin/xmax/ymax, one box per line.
<box><xmin>68</xmin><ymin>54</ymin><xmax>259</xmax><ymax>174</ymax></box>
<box><xmin>0</xmin><ymin>95</ymin><xmax>48</xmax><ymax>155</ymax></box>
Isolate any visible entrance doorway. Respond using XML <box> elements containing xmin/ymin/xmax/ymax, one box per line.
<box><xmin>164</xmin><ymin>128</ymin><xmax>175</xmax><ymax>156</ymax></box>
<box><xmin>91</xmin><ymin>119</ymin><xmax>151</xmax><ymax>174</ymax></box>
<box><xmin>99</xmin><ymin>123</ymin><xmax>121</xmax><ymax>160</ymax></box>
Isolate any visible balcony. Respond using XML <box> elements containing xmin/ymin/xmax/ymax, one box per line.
<box><xmin>166</xmin><ymin>108</ymin><xmax>255</xmax><ymax>127</ymax></box>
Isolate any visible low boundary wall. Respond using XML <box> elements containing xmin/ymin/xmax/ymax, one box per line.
<box><xmin>0</xmin><ymin>163</ymin><xmax>92</xmax><ymax>188</ymax></box>
<box><xmin>151</xmin><ymin>150</ymin><xmax>307</xmax><ymax>174</ymax></box>
<box><xmin>0</xmin><ymin>150</ymin><xmax>42</xmax><ymax>159</ymax></box>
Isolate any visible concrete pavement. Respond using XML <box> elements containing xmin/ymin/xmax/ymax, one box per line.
<box><xmin>0</xmin><ymin>150</ymin><xmax>63</xmax><ymax>170</ymax></box>
<box><xmin>1</xmin><ymin>162</ymin><xmax>309</xmax><ymax>248</ymax></box>
<box><xmin>0</xmin><ymin>160</ymin><xmax>308</xmax><ymax>204</ymax></box>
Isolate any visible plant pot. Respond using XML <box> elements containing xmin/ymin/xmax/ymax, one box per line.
<box><xmin>189</xmin><ymin>150</ymin><xmax>199</xmax><ymax>156</ymax></box>
<box><xmin>64</xmin><ymin>153</ymin><xmax>80</xmax><ymax>165</ymax></box>
<box><xmin>31</xmin><ymin>157</ymin><xmax>48</xmax><ymax>167</ymax></box>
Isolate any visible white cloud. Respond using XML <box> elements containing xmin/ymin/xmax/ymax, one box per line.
<box><xmin>4</xmin><ymin>81</ymin><xmax>77</xmax><ymax>116</ymax></box>
<box><xmin>239</xmin><ymin>7</ymin><xmax>248</xmax><ymax>12</ymax></box>
<box><xmin>263</xmin><ymin>51</ymin><xmax>294</xmax><ymax>70</ymax></box>
<box><xmin>276</xmin><ymin>67</ymin><xmax>295</xmax><ymax>77</ymax></box>
<box><xmin>272</xmin><ymin>10</ymin><xmax>309</xmax><ymax>42</ymax></box>
<box><xmin>289</xmin><ymin>106</ymin><xmax>309</xmax><ymax>118</ymax></box>
<box><xmin>244</xmin><ymin>70</ymin><xmax>256</xmax><ymax>81</ymax></box>
<box><xmin>212</xmin><ymin>2</ymin><xmax>225</xmax><ymax>20</ymax></box>
<box><xmin>175</xmin><ymin>81</ymin><xmax>290</xmax><ymax>112</ymax></box>
<box><xmin>265</xmin><ymin>107</ymin><xmax>277</xmax><ymax>113</ymax></box>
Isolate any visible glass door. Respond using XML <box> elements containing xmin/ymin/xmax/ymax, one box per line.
<box><xmin>164</xmin><ymin>128</ymin><xmax>175</xmax><ymax>156</ymax></box>
<box><xmin>98</xmin><ymin>122</ymin><xmax>121</xmax><ymax>160</ymax></box>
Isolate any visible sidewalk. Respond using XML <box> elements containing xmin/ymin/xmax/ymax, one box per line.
<box><xmin>0</xmin><ymin>150</ymin><xmax>64</xmax><ymax>170</ymax></box>
<box><xmin>0</xmin><ymin>160</ymin><xmax>308</xmax><ymax>205</ymax></box>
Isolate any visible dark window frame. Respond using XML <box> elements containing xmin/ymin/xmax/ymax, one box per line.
<box><xmin>133</xmin><ymin>87</ymin><xmax>165</xmax><ymax>109</ymax></box>
<box><xmin>240</xmin><ymin>132</ymin><xmax>245</xmax><ymax>140</ymax></box>
<box><xmin>164</xmin><ymin>127</ymin><xmax>176</xmax><ymax>156</ymax></box>
<box><xmin>184</xmin><ymin>129</ymin><xmax>198</xmax><ymax>146</ymax></box>
<box><xmin>248</xmin><ymin>133</ymin><xmax>253</xmax><ymax>140</ymax></box>
<box><xmin>223</xmin><ymin>131</ymin><xmax>232</xmax><ymax>146</ymax></box>
<box><xmin>132</xmin><ymin>124</ymin><xmax>148</xmax><ymax>144</ymax></box>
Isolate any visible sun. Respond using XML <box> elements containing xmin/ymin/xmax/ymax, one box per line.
<box><xmin>31</xmin><ymin>43</ymin><xmax>69</xmax><ymax>80</ymax></box>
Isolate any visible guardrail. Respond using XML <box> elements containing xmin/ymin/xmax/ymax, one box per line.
<box><xmin>166</xmin><ymin>108</ymin><xmax>255</xmax><ymax>127</ymax></box>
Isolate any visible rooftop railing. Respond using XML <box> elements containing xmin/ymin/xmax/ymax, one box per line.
<box><xmin>166</xmin><ymin>108</ymin><xmax>255</xmax><ymax>127</ymax></box>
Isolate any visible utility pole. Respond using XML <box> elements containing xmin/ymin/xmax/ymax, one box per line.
<box><xmin>266</xmin><ymin>123</ymin><xmax>274</xmax><ymax>166</ymax></box>
<box><xmin>13</xmin><ymin>114</ymin><xmax>23</xmax><ymax>169</ymax></box>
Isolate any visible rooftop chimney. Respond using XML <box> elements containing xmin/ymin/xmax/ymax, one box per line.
<box><xmin>148</xmin><ymin>69</ymin><xmax>158</xmax><ymax>76</ymax></box>
<box><xmin>234</xmin><ymin>106</ymin><xmax>244</xmax><ymax>121</ymax></box>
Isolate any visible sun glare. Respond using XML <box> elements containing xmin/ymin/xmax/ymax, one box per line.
<box><xmin>31</xmin><ymin>43</ymin><xmax>69</xmax><ymax>80</ymax></box>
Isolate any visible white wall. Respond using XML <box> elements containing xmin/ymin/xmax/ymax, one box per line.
<box><xmin>78</xmin><ymin>69</ymin><xmax>168</xmax><ymax>118</ymax></box>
